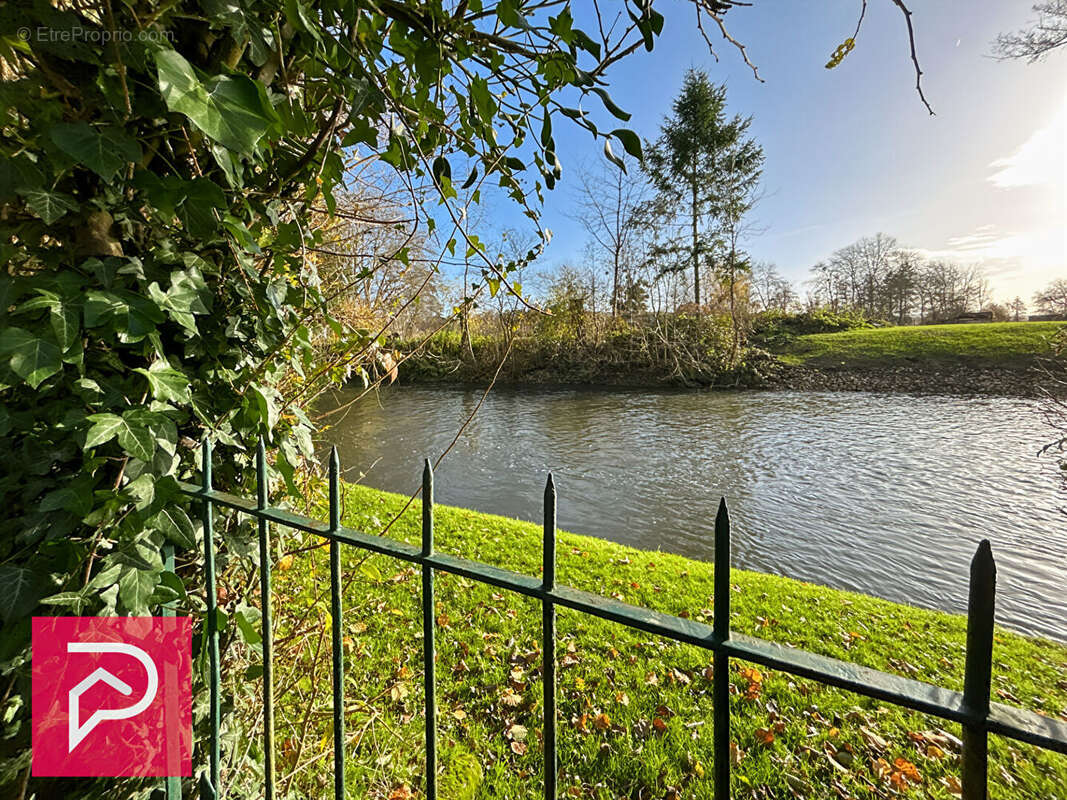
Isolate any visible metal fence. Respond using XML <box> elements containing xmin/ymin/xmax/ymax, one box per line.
<box><xmin>172</xmin><ymin>438</ymin><xmax>1067</xmax><ymax>800</ymax></box>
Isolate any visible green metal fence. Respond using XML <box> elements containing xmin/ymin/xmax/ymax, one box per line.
<box><xmin>173</xmin><ymin>438</ymin><xmax>1067</xmax><ymax>800</ymax></box>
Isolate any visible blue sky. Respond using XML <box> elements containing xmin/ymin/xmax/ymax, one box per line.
<box><xmin>488</xmin><ymin>0</ymin><xmax>1065</xmax><ymax>305</ymax></box>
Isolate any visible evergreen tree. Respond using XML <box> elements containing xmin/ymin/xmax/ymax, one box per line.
<box><xmin>643</xmin><ymin>70</ymin><xmax>763</xmax><ymax>311</ymax></box>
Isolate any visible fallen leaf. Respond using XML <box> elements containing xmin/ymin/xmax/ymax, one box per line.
<box><xmin>861</xmin><ymin>727</ymin><xmax>888</xmax><ymax>752</ymax></box>
<box><xmin>509</xmin><ymin>724</ymin><xmax>528</xmax><ymax>741</ymax></box>
<box><xmin>730</xmin><ymin>741</ymin><xmax>744</xmax><ymax>766</ymax></box>
<box><xmin>941</xmin><ymin>775</ymin><xmax>963</xmax><ymax>795</ymax></box>
<box><xmin>893</xmin><ymin>758</ymin><xmax>921</xmax><ymax>781</ymax></box>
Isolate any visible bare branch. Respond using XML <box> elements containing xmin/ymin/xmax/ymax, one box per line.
<box><xmin>887</xmin><ymin>0</ymin><xmax>934</xmax><ymax>114</ymax></box>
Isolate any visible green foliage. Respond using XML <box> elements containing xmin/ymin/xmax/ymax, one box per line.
<box><xmin>0</xmin><ymin>0</ymin><xmax>699</xmax><ymax>793</ymax></box>
<box><xmin>751</xmin><ymin>308</ymin><xmax>874</xmax><ymax>347</ymax></box>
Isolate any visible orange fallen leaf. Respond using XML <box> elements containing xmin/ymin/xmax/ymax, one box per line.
<box><xmin>755</xmin><ymin>727</ymin><xmax>774</xmax><ymax>746</ymax></box>
<box><xmin>941</xmin><ymin>775</ymin><xmax>963</xmax><ymax>795</ymax></box>
<box><xmin>593</xmin><ymin>713</ymin><xmax>611</xmax><ymax>730</ymax></box>
<box><xmin>739</xmin><ymin>666</ymin><xmax>763</xmax><ymax>684</ymax></box>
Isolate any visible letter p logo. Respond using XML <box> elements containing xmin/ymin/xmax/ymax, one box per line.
<box><xmin>33</xmin><ymin>617</ymin><xmax>190</xmax><ymax>777</ymax></box>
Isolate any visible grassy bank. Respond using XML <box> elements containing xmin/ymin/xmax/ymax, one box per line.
<box><xmin>254</xmin><ymin>483</ymin><xmax>1067</xmax><ymax>800</ymax></box>
<box><xmin>773</xmin><ymin>321</ymin><xmax>1064</xmax><ymax>368</ymax></box>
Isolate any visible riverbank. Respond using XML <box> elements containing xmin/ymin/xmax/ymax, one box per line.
<box><xmin>760</xmin><ymin>322</ymin><xmax>1063</xmax><ymax>397</ymax></box>
<box><xmin>269</xmin><ymin>482</ymin><xmax>1067</xmax><ymax>799</ymax></box>
<box><xmin>398</xmin><ymin>321</ymin><xmax>1064</xmax><ymax>397</ymax></box>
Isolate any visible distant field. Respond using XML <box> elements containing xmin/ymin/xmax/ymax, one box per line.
<box><xmin>775</xmin><ymin>321</ymin><xmax>1065</xmax><ymax>367</ymax></box>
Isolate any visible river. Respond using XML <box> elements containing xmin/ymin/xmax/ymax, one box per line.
<box><xmin>318</xmin><ymin>387</ymin><xmax>1066</xmax><ymax>641</ymax></box>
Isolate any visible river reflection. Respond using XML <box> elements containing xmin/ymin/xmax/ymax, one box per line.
<box><xmin>318</xmin><ymin>387</ymin><xmax>1066</xmax><ymax>640</ymax></box>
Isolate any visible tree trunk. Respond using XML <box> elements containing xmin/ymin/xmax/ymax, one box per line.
<box><xmin>612</xmin><ymin>249</ymin><xmax>620</xmax><ymax>318</ymax></box>
<box><xmin>691</xmin><ymin>181</ymin><xmax>700</xmax><ymax>308</ymax></box>
<box><xmin>728</xmin><ymin>247</ymin><xmax>739</xmax><ymax>363</ymax></box>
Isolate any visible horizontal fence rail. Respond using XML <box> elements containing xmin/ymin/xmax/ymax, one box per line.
<box><xmin>175</xmin><ymin>438</ymin><xmax>1067</xmax><ymax>800</ymax></box>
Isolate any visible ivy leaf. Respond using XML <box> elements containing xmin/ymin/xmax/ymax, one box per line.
<box><xmin>150</xmin><ymin>506</ymin><xmax>196</xmax><ymax>549</ymax></box>
<box><xmin>19</xmin><ymin>188</ymin><xmax>78</xmax><ymax>224</ymax></box>
<box><xmin>40</xmin><ymin>591</ymin><xmax>92</xmax><ymax>613</ymax></box>
<box><xmin>118</xmin><ymin>565</ymin><xmax>159</xmax><ymax>614</ymax></box>
<box><xmin>52</xmin><ymin>301</ymin><xmax>80</xmax><ymax>351</ymax></box>
<box><xmin>116</xmin><ymin>414</ymin><xmax>154</xmax><ymax>460</ymax></box>
<box><xmin>39</xmin><ymin>486</ymin><xmax>93</xmax><ymax>517</ymax></box>
<box><xmin>0</xmin><ymin>566</ymin><xmax>43</xmax><ymax>625</ymax></box>
<box><xmin>84</xmin><ymin>411</ymin><xmax>154</xmax><ymax>460</ymax></box>
<box><xmin>135</xmin><ymin>360</ymin><xmax>192</xmax><ymax>403</ymax></box>
<box><xmin>156</xmin><ymin>50</ymin><xmax>274</xmax><ymax>155</ymax></box>
<box><xmin>50</xmin><ymin>123</ymin><xmax>142</xmax><ymax>181</ymax></box>
<box><xmin>249</xmin><ymin>384</ymin><xmax>280</xmax><ymax>430</ymax></box>
<box><xmin>84</xmin><ymin>413</ymin><xmax>124</xmax><ymax>449</ymax></box>
<box><xmin>0</xmin><ymin>327</ymin><xmax>61</xmax><ymax>388</ymax></box>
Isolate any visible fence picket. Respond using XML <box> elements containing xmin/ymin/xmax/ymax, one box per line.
<box><xmin>201</xmin><ymin>438</ymin><xmax>221</xmax><ymax>796</ymax></box>
<box><xmin>329</xmin><ymin>447</ymin><xmax>345</xmax><ymax>800</ymax></box>
<box><xmin>542</xmin><ymin>474</ymin><xmax>558</xmax><ymax>800</ymax></box>
<box><xmin>962</xmin><ymin>540</ymin><xmax>996</xmax><ymax>800</ymax></box>
<box><xmin>713</xmin><ymin>498</ymin><xmax>731</xmax><ymax>799</ymax></box>
<box><xmin>422</xmin><ymin>460</ymin><xmax>438</xmax><ymax>800</ymax></box>
<box><xmin>256</xmin><ymin>438</ymin><xmax>276</xmax><ymax>800</ymax></box>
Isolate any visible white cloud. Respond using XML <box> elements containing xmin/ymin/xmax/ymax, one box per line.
<box><xmin>987</xmin><ymin>99</ymin><xmax>1066</xmax><ymax>189</ymax></box>
<box><xmin>915</xmin><ymin>223</ymin><xmax>1065</xmax><ymax>299</ymax></box>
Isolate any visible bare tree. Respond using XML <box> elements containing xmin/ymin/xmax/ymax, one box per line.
<box><xmin>1035</xmin><ymin>278</ymin><xmax>1067</xmax><ymax>315</ymax></box>
<box><xmin>574</xmin><ymin>156</ymin><xmax>648</xmax><ymax>317</ymax></box>
<box><xmin>750</xmin><ymin>263</ymin><xmax>797</xmax><ymax>312</ymax></box>
<box><xmin>994</xmin><ymin>1</ymin><xmax>1067</xmax><ymax>62</ymax></box>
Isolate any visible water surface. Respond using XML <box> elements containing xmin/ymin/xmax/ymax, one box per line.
<box><xmin>318</xmin><ymin>387</ymin><xmax>1066</xmax><ymax>640</ymax></box>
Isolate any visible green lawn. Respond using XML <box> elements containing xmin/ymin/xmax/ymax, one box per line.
<box><xmin>775</xmin><ymin>321</ymin><xmax>1064</xmax><ymax>368</ymax></box>
<box><xmin>234</xmin><ymin>483</ymin><xmax>1067</xmax><ymax>800</ymax></box>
